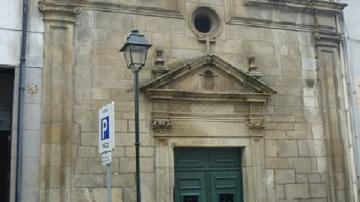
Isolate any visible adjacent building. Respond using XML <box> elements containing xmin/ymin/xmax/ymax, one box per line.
<box><xmin>0</xmin><ymin>0</ymin><xmax>43</xmax><ymax>202</ymax></box>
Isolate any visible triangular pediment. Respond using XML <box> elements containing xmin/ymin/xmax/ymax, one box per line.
<box><xmin>141</xmin><ymin>55</ymin><xmax>276</xmax><ymax>102</ymax></box>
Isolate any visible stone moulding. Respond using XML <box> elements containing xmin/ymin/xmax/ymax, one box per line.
<box><xmin>225</xmin><ymin>0</ymin><xmax>346</xmax><ymax>31</ymax></box>
<box><xmin>226</xmin><ymin>16</ymin><xmax>334</xmax><ymax>32</ymax></box>
<box><xmin>39</xmin><ymin>0</ymin><xmax>184</xmax><ymax>20</ymax></box>
<box><xmin>141</xmin><ymin>55</ymin><xmax>277</xmax><ymax>95</ymax></box>
<box><xmin>85</xmin><ymin>1</ymin><xmax>184</xmax><ymax>19</ymax></box>
<box><xmin>189</xmin><ymin>6</ymin><xmax>223</xmax><ymax>41</ymax></box>
<box><xmin>245</xmin><ymin>0</ymin><xmax>347</xmax><ymax>14</ymax></box>
<box><xmin>146</xmin><ymin>89</ymin><xmax>271</xmax><ymax>103</ymax></box>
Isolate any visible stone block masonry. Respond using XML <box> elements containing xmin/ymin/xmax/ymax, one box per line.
<box><xmin>38</xmin><ymin>0</ymin><xmax>355</xmax><ymax>201</ymax></box>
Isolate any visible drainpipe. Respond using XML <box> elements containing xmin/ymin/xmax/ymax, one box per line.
<box><xmin>15</xmin><ymin>0</ymin><xmax>29</xmax><ymax>201</ymax></box>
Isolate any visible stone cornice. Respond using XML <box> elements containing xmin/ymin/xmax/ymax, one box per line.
<box><xmin>38</xmin><ymin>1</ymin><xmax>81</xmax><ymax>23</ymax></box>
<box><xmin>39</xmin><ymin>1</ymin><xmax>183</xmax><ymax>20</ymax></box>
<box><xmin>226</xmin><ymin>16</ymin><xmax>335</xmax><ymax>32</ymax></box>
<box><xmin>245</xmin><ymin>0</ymin><xmax>347</xmax><ymax>14</ymax></box>
<box><xmin>225</xmin><ymin>0</ymin><xmax>345</xmax><ymax>32</ymax></box>
<box><xmin>153</xmin><ymin>112</ymin><xmax>250</xmax><ymax>120</ymax></box>
<box><xmin>146</xmin><ymin>89</ymin><xmax>271</xmax><ymax>103</ymax></box>
<box><xmin>141</xmin><ymin>55</ymin><xmax>277</xmax><ymax>95</ymax></box>
<box><xmin>81</xmin><ymin>1</ymin><xmax>183</xmax><ymax>19</ymax></box>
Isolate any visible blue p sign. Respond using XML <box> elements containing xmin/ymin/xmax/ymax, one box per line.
<box><xmin>101</xmin><ymin>116</ymin><xmax>110</xmax><ymax>140</ymax></box>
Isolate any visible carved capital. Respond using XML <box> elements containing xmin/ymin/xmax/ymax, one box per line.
<box><xmin>313</xmin><ymin>30</ymin><xmax>343</xmax><ymax>48</ymax></box>
<box><xmin>249</xmin><ymin>120</ymin><xmax>265</xmax><ymax>130</ymax></box>
<box><xmin>38</xmin><ymin>1</ymin><xmax>81</xmax><ymax>23</ymax></box>
<box><xmin>152</xmin><ymin>119</ymin><xmax>172</xmax><ymax>133</ymax></box>
<box><xmin>248</xmin><ymin>117</ymin><xmax>264</xmax><ymax>130</ymax></box>
<box><xmin>248</xmin><ymin>117</ymin><xmax>264</xmax><ymax>138</ymax></box>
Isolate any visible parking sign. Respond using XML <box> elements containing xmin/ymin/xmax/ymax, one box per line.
<box><xmin>98</xmin><ymin>102</ymin><xmax>115</xmax><ymax>153</ymax></box>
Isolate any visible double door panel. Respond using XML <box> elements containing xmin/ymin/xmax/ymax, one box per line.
<box><xmin>174</xmin><ymin>148</ymin><xmax>243</xmax><ymax>202</ymax></box>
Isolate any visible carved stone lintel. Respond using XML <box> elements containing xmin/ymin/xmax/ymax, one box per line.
<box><xmin>38</xmin><ymin>1</ymin><xmax>81</xmax><ymax>23</ymax></box>
<box><xmin>152</xmin><ymin>119</ymin><xmax>172</xmax><ymax>133</ymax></box>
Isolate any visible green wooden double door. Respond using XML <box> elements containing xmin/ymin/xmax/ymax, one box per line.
<box><xmin>174</xmin><ymin>148</ymin><xmax>243</xmax><ymax>202</ymax></box>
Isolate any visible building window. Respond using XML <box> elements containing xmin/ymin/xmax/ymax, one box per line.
<box><xmin>190</xmin><ymin>6</ymin><xmax>222</xmax><ymax>39</ymax></box>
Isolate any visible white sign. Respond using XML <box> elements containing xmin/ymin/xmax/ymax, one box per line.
<box><xmin>101</xmin><ymin>151</ymin><xmax>112</xmax><ymax>165</ymax></box>
<box><xmin>98</xmin><ymin>102</ymin><xmax>115</xmax><ymax>153</ymax></box>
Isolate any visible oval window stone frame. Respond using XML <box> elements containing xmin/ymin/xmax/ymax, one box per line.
<box><xmin>189</xmin><ymin>6</ymin><xmax>223</xmax><ymax>39</ymax></box>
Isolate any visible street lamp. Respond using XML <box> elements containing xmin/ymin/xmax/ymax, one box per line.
<box><xmin>120</xmin><ymin>30</ymin><xmax>152</xmax><ymax>202</ymax></box>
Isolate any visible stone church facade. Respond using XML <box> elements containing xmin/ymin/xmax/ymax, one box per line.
<box><xmin>37</xmin><ymin>0</ymin><xmax>357</xmax><ymax>201</ymax></box>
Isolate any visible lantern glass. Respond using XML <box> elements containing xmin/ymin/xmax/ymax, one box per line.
<box><xmin>130</xmin><ymin>44</ymin><xmax>148</xmax><ymax>70</ymax></box>
<box><xmin>123</xmin><ymin>45</ymin><xmax>132</xmax><ymax>68</ymax></box>
<box><xmin>120</xmin><ymin>30</ymin><xmax>152</xmax><ymax>72</ymax></box>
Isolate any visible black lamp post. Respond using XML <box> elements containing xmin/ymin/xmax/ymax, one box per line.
<box><xmin>120</xmin><ymin>30</ymin><xmax>152</xmax><ymax>202</ymax></box>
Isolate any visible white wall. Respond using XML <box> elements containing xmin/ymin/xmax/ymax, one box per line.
<box><xmin>0</xmin><ymin>0</ymin><xmax>43</xmax><ymax>201</ymax></box>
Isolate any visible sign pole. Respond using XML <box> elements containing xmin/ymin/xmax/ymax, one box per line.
<box><xmin>99</xmin><ymin>102</ymin><xmax>115</xmax><ymax>202</ymax></box>
<box><xmin>107</xmin><ymin>163</ymin><xmax>112</xmax><ymax>202</ymax></box>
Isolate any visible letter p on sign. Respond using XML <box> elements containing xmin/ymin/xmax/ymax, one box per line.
<box><xmin>101</xmin><ymin>116</ymin><xmax>110</xmax><ymax>140</ymax></box>
<box><xmin>98</xmin><ymin>102</ymin><xmax>115</xmax><ymax>153</ymax></box>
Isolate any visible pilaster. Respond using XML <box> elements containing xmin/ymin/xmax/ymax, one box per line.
<box><xmin>38</xmin><ymin>1</ymin><xmax>80</xmax><ymax>201</ymax></box>
<box><xmin>314</xmin><ymin>30</ymin><xmax>351</xmax><ymax>202</ymax></box>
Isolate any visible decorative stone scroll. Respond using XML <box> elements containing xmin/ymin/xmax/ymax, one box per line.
<box><xmin>248</xmin><ymin>118</ymin><xmax>264</xmax><ymax>130</ymax></box>
<box><xmin>152</xmin><ymin>119</ymin><xmax>172</xmax><ymax>133</ymax></box>
<box><xmin>248</xmin><ymin>115</ymin><xmax>265</xmax><ymax>140</ymax></box>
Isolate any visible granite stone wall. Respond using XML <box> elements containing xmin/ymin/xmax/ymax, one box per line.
<box><xmin>38</xmin><ymin>0</ymin><xmax>355</xmax><ymax>201</ymax></box>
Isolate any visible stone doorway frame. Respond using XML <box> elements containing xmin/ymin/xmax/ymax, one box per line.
<box><xmin>141</xmin><ymin>55</ymin><xmax>276</xmax><ymax>202</ymax></box>
<box><xmin>155</xmin><ymin>137</ymin><xmax>265</xmax><ymax>202</ymax></box>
